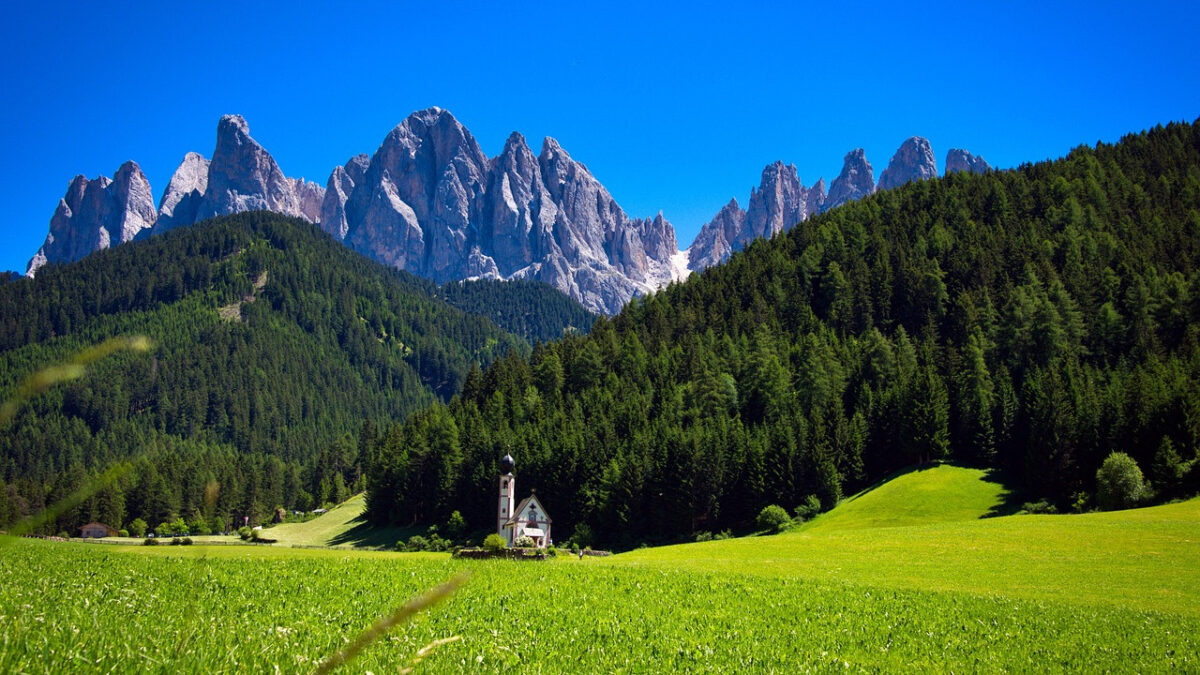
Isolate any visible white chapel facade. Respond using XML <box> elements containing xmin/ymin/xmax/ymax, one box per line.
<box><xmin>496</xmin><ymin>453</ymin><xmax>552</xmax><ymax>548</ymax></box>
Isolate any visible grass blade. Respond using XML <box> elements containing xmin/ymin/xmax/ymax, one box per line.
<box><xmin>313</xmin><ymin>571</ymin><xmax>468</xmax><ymax>674</ymax></box>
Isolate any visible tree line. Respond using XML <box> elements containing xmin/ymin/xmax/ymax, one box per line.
<box><xmin>366</xmin><ymin>120</ymin><xmax>1200</xmax><ymax>548</ymax></box>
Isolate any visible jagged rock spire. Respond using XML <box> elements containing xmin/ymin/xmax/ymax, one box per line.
<box><xmin>877</xmin><ymin>137</ymin><xmax>937</xmax><ymax>192</ymax></box>
<box><xmin>27</xmin><ymin>161</ymin><xmax>156</xmax><ymax>276</ymax></box>
<box><xmin>945</xmin><ymin>148</ymin><xmax>990</xmax><ymax>174</ymax></box>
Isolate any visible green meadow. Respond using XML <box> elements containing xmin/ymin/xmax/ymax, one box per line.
<box><xmin>2</xmin><ymin>466</ymin><xmax>1196</xmax><ymax>672</ymax></box>
<box><xmin>624</xmin><ymin>465</ymin><xmax>1200</xmax><ymax>615</ymax></box>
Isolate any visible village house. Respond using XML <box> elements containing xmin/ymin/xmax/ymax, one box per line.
<box><xmin>78</xmin><ymin>522</ymin><xmax>118</xmax><ymax>538</ymax></box>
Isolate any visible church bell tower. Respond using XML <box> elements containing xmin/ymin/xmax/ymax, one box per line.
<box><xmin>497</xmin><ymin>453</ymin><xmax>516</xmax><ymax>545</ymax></box>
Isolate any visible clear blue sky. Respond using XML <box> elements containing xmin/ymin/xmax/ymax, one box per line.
<box><xmin>2</xmin><ymin>1</ymin><xmax>1198</xmax><ymax>273</ymax></box>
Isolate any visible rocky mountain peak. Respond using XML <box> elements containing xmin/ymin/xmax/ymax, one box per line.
<box><xmin>688</xmin><ymin>158</ymin><xmax>821</xmax><ymax>272</ymax></box>
<box><xmin>541</xmin><ymin>136</ymin><xmax>565</xmax><ymax>157</ymax></box>
<box><xmin>290</xmin><ymin>178</ymin><xmax>326</xmax><ymax>224</ymax></box>
<box><xmin>109</xmin><ymin>161</ymin><xmax>157</xmax><ymax>243</ymax></box>
<box><xmin>197</xmin><ymin>114</ymin><xmax>307</xmax><ymax>222</ymax></box>
<box><xmin>807</xmin><ymin>177</ymin><xmax>827</xmax><ymax>215</ymax></box>
<box><xmin>945</xmin><ymin>148</ymin><xmax>991</xmax><ymax>175</ymax></box>
<box><xmin>157</xmin><ymin>152</ymin><xmax>210</xmax><ymax>231</ymax></box>
<box><xmin>339</xmin><ymin>117</ymin><xmax>680</xmax><ymax>314</ymax></box>
<box><xmin>535</xmin><ymin>136</ymin><xmax>625</xmax><ymax>253</ymax></box>
<box><xmin>320</xmin><ymin>155</ymin><xmax>370</xmax><ymax>241</ymax></box>
<box><xmin>343</xmin><ymin>107</ymin><xmax>490</xmax><ymax>282</ymax></box>
<box><xmin>496</xmin><ymin>132</ymin><xmax>539</xmax><ymax>173</ymax></box>
<box><xmin>632</xmin><ymin>211</ymin><xmax>678</xmax><ymax>263</ymax></box>
<box><xmin>27</xmin><ymin>162</ymin><xmax>157</xmax><ymax>276</ymax></box>
<box><xmin>344</xmin><ymin>154</ymin><xmax>370</xmax><ymax>184</ymax></box>
<box><xmin>877</xmin><ymin>137</ymin><xmax>938</xmax><ymax>192</ymax></box>
<box><xmin>505</xmin><ymin>130</ymin><xmax>526</xmax><ymax>145</ymax></box>
<box><xmin>686</xmin><ymin>196</ymin><xmax>747</xmax><ymax>272</ymax></box>
<box><xmin>483</xmin><ymin>132</ymin><xmax>552</xmax><ymax>276</ymax></box>
<box><xmin>825</xmin><ymin>149</ymin><xmax>875</xmax><ymax>210</ymax></box>
<box><xmin>746</xmin><ymin>161</ymin><xmax>807</xmax><ymax>240</ymax></box>
<box><xmin>218</xmin><ymin>113</ymin><xmax>250</xmax><ymax>139</ymax></box>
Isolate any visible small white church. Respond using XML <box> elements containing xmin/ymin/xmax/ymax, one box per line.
<box><xmin>496</xmin><ymin>453</ymin><xmax>552</xmax><ymax>548</ymax></box>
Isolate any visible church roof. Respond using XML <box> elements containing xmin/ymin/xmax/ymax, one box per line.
<box><xmin>503</xmin><ymin>494</ymin><xmax>553</xmax><ymax>526</ymax></box>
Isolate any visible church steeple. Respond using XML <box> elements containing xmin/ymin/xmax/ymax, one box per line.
<box><xmin>497</xmin><ymin>453</ymin><xmax>516</xmax><ymax>545</ymax></box>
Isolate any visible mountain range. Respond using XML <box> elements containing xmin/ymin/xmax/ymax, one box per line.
<box><xmin>26</xmin><ymin>109</ymin><xmax>989</xmax><ymax>314</ymax></box>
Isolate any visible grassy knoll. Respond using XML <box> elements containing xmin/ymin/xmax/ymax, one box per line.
<box><xmin>800</xmin><ymin>464</ymin><xmax>1014</xmax><ymax>532</ymax></box>
<box><xmin>2</xmin><ymin>466</ymin><xmax>1196</xmax><ymax>672</ymax></box>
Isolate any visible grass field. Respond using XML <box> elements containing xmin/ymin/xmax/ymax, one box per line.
<box><xmin>2</xmin><ymin>465</ymin><xmax>1196</xmax><ymax>672</ymax></box>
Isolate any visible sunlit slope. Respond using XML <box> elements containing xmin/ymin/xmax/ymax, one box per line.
<box><xmin>264</xmin><ymin>495</ymin><xmax>367</xmax><ymax>547</ymax></box>
<box><xmin>619</xmin><ymin>467</ymin><xmax>1200</xmax><ymax>615</ymax></box>
<box><xmin>801</xmin><ymin>464</ymin><xmax>1008</xmax><ymax>533</ymax></box>
<box><xmin>264</xmin><ymin>494</ymin><xmax>409</xmax><ymax>549</ymax></box>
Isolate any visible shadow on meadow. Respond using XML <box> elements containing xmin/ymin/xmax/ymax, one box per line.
<box><xmin>326</xmin><ymin>515</ymin><xmax>421</xmax><ymax>549</ymax></box>
<box><xmin>979</xmin><ymin>468</ymin><xmax>1026</xmax><ymax>518</ymax></box>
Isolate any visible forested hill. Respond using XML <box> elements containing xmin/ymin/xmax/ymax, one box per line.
<box><xmin>0</xmin><ymin>212</ymin><xmax>535</xmax><ymax>533</ymax></box>
<box><xmin>438</xmin><ymin>278</ymin><xmax>597</xmax><ymax>344</ymax></box>
<box><xmin>367</xmin><ymin>120</ymin><xmax>1200</xmax><ymax>548</ymax></box>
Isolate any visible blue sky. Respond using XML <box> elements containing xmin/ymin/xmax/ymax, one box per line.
<box><xmin>2</xmin><ymin>1</ymin><xmax>1198</xmax><ymax>273</ymax></box>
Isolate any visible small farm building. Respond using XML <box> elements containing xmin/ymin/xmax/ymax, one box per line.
<box><xmin>78</xmin><ymin>522</ymin><xmax>118</xmax><ymax>538</ymax></box>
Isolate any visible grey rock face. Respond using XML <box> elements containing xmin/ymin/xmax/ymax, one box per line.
<box><xmin>28</xmin><ymin>109</ymin><xmax>684</xmax><ymax>313</ymax></box>
<box><xmin>196</xmin><ymin>114</ymin><xmax>309</xmax><ymax>222</ymax></box>
<box><xmin>337</xmin><ymin>110</ymin><xmax>678</xmax><ymax>314</ymax></box>
<box><xmin>316</xmin><ymin>153</ymin><xmax>367</xmax><ymax>240</ymax></box>
<box><xmin>110</xmin><ymin>161</ymin><xmax>159</xmax><ymax>243</ymax></box>
<box><xmin>945</xmin><ymin>148</ymin><xmax>990</xmax><ymax>175</ymax></box>
<box><xmin>538</xmin><ymin>136</ymin><xmax>627</xmax><ymax>267</ymax></box>
<box><xmin>30</xmin><ymin>115</ymin><xmax>337</xmax><ymax>275</ymax></box>
<box><xmin>634</xmin><ymin>212</ymin><xmax>677</xmax><ymax>263</ymax></box>
<box><xmin>807</xmin><ymin>178</ymin><xmax>827</xmax><ymax>216</ymax></box>
<box><xmin>877</xmin><ymin>137</ymin><xmax>938</xmax><ymax>192</ymax></box>
<box><xmin>688</xmin><ymin>198</ymin><xmax>746</xmax><ymax>271</ymax></box>
<box><xmin>157</xmin><ymin>152</ymin><xmax>210</xmax><ymax>231</ymax></box>
<box><xmin>534</xmin><ymin>137</ymin><xmax>679</xmax><ymax>311</ymax></box>
<box><xmin>27</xmin><ymin>161</ymin><xmax>156</xmax><ymax>276</ymax></box>
<box><xmin>745</xmin><ymin>162</ymin><xmax>808</xmax><ymax>241</ymax></box>
<box><xmin>319</xmin><ymin>155</ymin><xmax>370</xmax><ymax>240</ymax></box>
<box><xmin>344</xmin><ymin>107</ymin><xmax>490</xmax><ymax>283</ymax></box>
<box><xmin>482</xmin><ymin>132</ymin><xmax>554</xmax><ymax>276</ymax></box>
<box><xmin>825</xmin><ymin>149</ymin><xmax>875</xmax><ymax>211</ymax></box>
<box><xmin>687</xmin><ymin>161</ymin><xmax>820</xmax><ymax>272</ymax></box>
<box><xmin>291</xmin><ymin>178</ymin><xmax>326</xmax><ymax>224</ymax></box>
<box><xmin>347</xmin><ymin>170</ymin><xmax>426</xmax><ymax>270</ymax></box>
<box><xmin>157</xmin><ymin>117</ymin><xmax>322</xmax><ymax>231</ymax></box>
<box><xmin>319</xmin><ymin>166</ymin><xmax>353</xmax><ymax>240</ymax></box>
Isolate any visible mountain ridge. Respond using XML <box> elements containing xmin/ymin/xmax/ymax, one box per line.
<box><xmin>27</xmin><ymin>109</ymin><xmax>989</xmax><ymax>313</ymax></box>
